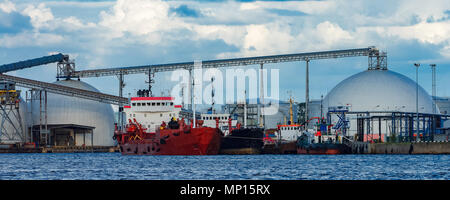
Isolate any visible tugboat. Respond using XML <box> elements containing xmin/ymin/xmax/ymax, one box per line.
<box><xmin>262</xmin><ymin>97</ymin><xmax>301</xmax><ymax>154</ymax></box>
<box><xmin>113</xmin><ymin>93</ymin><xmax>222</xmax><ymax>155</ymax></box>
<box><xmin>296</xmin><ymin>133</ymin><xmax>347</xmax><ymax>154</ymax></box>
<box><xmin>296</xmin><ymin>118</ymin><xmax>348</xmax><ymax>155</ymax></box>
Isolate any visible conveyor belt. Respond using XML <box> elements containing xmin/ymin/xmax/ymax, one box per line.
<box><xmin>0</xmin><ymin>74</ymin><xmax>128</xmax><ymax>105</ymax></box>
<box><xmin>0</xmin><ymin>54</ymin><xmax>66</xmax><ymax>73</ymax></box>
<box><xmin>73</xmin><ymin>47</ymin><xmax>379</xmax><ymax>77</ymax></box>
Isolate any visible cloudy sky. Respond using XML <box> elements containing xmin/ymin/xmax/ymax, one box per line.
<box><xmin>1</xmin><ymin>0</ymin><xmax>449</xmax><ymax>108</ymax></box>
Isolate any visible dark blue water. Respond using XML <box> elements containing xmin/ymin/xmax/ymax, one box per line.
<box><xmin>0</xmin><ymin>153</ymin><xmax>448</xmax><ymax>180</ymax></box>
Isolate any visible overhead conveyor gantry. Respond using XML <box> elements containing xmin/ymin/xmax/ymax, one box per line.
<box><xmin>71</xmin><ymin>47</ymin><xmax>385</xmax><ymax>78</ymax></box>
<box><xmin>68</xmin><ymin>46</ymin><xmax>387</xmax><ymax>128</ymax></box>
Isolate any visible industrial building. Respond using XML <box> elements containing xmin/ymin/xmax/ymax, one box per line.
<box><xmin>29</xmin><ymin>80</ymin><xmax>116</xmax><ymax>147</ymax></box>
<box><xmin>307</xmin><ymin>67</ymin><xmax>449</xmax><ymax>142</ymax></box>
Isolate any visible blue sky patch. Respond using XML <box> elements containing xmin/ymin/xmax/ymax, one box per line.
<box><xmin>0</xmin><ymin>11</ymin><xmax>32</xmax><ymax>34</ymax></box>
<box><xmin>170</xmin><ymin>4</ymin><xmax>202</xmax><ymax>18</ymax></box>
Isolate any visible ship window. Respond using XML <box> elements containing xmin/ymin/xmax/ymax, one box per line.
<box><xmin>137</xmin><ymin>103</ymin><xmax>141</xmax><ymax>106</ymax></box>
<box><xmin>162</xmin><ymin>102</ymin><xmax>165</xmax><ymax>106</ymax></box>
<box><xmin>157</xmin><ymin>102</ymin><xmax>161</xmax><ymax>106</ymax></box>
<box><xmin>132</xmin><ymin>103</ymin><xmax>136</xmax><ymax>106</ymax></box>
<box><xmin>133</xmin><ymin>114</ymin><xmax>135</xmax><ymax>117</ymax></box>
<box><xmin>147</xmin><ymin>103</ymin><xmax>151</xmax><ymax>106</ymax></box>
<box><xmin>152</xmin><ymin>103</ymin><xmax>156</xmax><ymax>106</ymax></box>
<box><xmin>170</xmin><ymin>102</ymin><xmax>174</xmax><ymax>106</ymax></box>
<box><xmin>160</xmin><ymin>113</ymin><xmax>163</xmax><ymax>117</ymax></box>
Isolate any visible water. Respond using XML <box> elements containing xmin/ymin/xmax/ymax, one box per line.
<box><xmin>0</xmin><ymin>153</ymin><xmax>449</xmax><ymax>180</ymax></box>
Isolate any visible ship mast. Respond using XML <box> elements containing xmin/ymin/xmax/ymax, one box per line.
<box><xmin>289</xmin><ymin>97</ymin><xmax>294</xmax><ymax>125</ymax></box>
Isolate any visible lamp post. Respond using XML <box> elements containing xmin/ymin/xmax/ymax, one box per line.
<box><xmin>414</xmin><ymin>63</ymin><xmax>420</xmax><ymax>141</ymax></box>
<box><xmin>430</xmin><ymin>64</ymin><xmax>436</xmax><ymax>141</ymax></box>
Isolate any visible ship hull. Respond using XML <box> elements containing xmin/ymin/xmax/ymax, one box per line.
<box><xmin>119</xmin><ymin>127</ymin><xmax>222</xmax><ymax>155</ymax></box>
<box><xmin>219</xmin><ymin>128</ymin><xmax>264</xmax><ymax>155</ymax></box>
<box><xmin>297</xmin><ymin>143</ymin><xmax>347</xmax><ymax>155</ymax></box>
<box><xmin>261</xmin><ymin>141</ymin><xmax>297</xmax><ymax>154</ymax></box>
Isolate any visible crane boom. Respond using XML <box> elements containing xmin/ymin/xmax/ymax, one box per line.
<box><xmin>0</xmin><ymin>53</ymin><xmax>67</xmax><ymax>73</ymax></box>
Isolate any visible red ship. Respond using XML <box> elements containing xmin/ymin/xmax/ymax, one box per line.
<box><xmin>115</xmin><ymin>118</ymin><xmax>222</xmax><ymax>155</ymax></box>
<box><xmin>113</xmin><ymin>95</ymin><xmax>222</xmax><ymax>155</ymax></box>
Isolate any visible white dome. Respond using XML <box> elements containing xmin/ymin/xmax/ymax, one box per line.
<box><xmin>31</xmin><ymin>80</ymin><xmax>115</xmax><ymax>146</ymax></box>
<box><xmin>323</xmin><ymin>69</ymin><xmax>436</xmax><ymax>114</ymax></box>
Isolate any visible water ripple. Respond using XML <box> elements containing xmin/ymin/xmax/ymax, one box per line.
<box><xmin>0</xmin><ymin>153</ymin><xmax>448</xmax><ymax>180</ymax></box>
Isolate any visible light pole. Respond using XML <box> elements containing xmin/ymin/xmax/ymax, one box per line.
<box><xmin>414</xmin><ymin>63</ymin><xmax>420</xmax><ymax>141</ymax></box>
<box><xmin>430</xmin><ymin>64</ymin><xmax>436</xmax><ymax>113</ymax></box>
<box><xmin>430</xmin><ymin>64</ymin><xmax>436</xmax><ymax>141</ymax></box>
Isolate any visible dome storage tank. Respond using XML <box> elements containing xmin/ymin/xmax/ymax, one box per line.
<box><xmin>30</xmin><ymin>80</ymin><xmax>115</xmax><ymax>147</ymax></box>
<box><xmin>323</xmin><ymin>69</ymin><xmax>435</xmax><ymax>114</ymax></box>
<box><xmin>321</xmin><ymin>69</ymin><xmax>438</xmax><ymax>141</ymax></box>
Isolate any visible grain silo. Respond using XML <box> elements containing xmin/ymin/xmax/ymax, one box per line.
<box><xmin>30</xmin><ymin>80</ymin><xmax>115</xmax><ymax>147</ymax></box>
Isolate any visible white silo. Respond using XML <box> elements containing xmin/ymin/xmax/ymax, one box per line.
<box><xmin>321</xmin><ymin>68</ymin><xmax>438</xmax><ymax>139</ymax></box>
<box><xmin>30</xmin><ymin>79</ymin><xmax>115</xmax><ymax>147</ymax></box>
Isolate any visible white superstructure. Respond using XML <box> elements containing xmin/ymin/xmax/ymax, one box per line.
<box><xmin>276</xmin><ymin>124</ymin><xmax>302</xmax><ymax>142</ymax></box>
<box><xmin>124</xmin><ymin>97</ymin><xmax>182</xmax><ymax>133</ymax></box>
<box><xmin>200</xmin><ymin>113</ymin><xmax>237</xmax><ymax>136</ymax></box>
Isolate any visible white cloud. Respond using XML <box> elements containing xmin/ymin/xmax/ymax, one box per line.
<box><xmin>240</xmin><ymin>0</ymin><xmax>335</xmax><ymax>15</ymax></box>
<box><xmin>383</xmin><ymin>21</ymin><xmax>450</xmax><ymax>45</ymax></box>
<box><xmin>193</xmin><ymin>25</ymin><xmax>246</xmax><ymax>48</ymax></box>
<box><xmin>4</xmin><ymin>0</ymin><xmax>450</xmax><ymax>61</ymax></box>
<box><xmin>21</xmin><ymin>3</ymin><xmax>54</xmax><ymax>29</ymax></box>
<box><xmin>241</xmin><ymin>23</ymin><xmax>295</xmax><ymax>56</ymax></box>
<box><xmin>0</xmin><ymin>0</ymin><xmax>16</xmax><ymax>13</ymax></box>
<box><xmin>0</xmin><ymin>32</ymin><xmax>64</xmax><ymax>48</ymax></box>
<box><xmin>99</xmin><ymin>0</ymin><xmax>189</xmax><ymax>43</ymax></box>
<box><xmin>309</xmin><ymin>21</ymin><xmax>353</xmax><ymax>47</ymax></box>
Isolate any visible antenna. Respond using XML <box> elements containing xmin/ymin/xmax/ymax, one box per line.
<box><xmin>211</xmin><ymin>76</ymin><xmax>215</xmax><ymax>114</ymax></box>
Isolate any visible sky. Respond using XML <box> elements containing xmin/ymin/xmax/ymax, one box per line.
<box><xmin>1</xmin><ymin>0</ymin><xmax>450</xmax><ymax>111</ymax></box>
